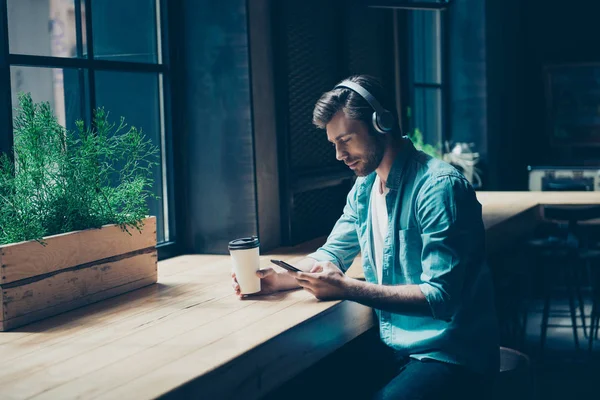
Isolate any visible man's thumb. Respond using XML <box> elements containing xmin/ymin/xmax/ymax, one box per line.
<box><xmin>257</xmin><ymin>268</ymin><xmax>274</xmax><ymax>278</ymax></box>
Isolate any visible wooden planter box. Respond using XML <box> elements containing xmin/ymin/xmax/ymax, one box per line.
<box><xmin>0</xmin><ymin>216</ymin><xmax>157</xmax><ymax>331</ymax></box>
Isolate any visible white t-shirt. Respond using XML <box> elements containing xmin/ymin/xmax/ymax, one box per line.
<box><xmin>370</xmin><ymin>175</ymin><xmax>390</xmax><ymax>285</ymax></box>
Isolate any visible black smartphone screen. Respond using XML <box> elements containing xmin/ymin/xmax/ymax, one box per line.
<box><xmin>270</xmin><ymin>259</ymin><xmax>301</xmax><ymax>272</ymax></box>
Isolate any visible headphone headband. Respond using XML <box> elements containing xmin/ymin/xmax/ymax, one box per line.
<box><xmin>334</xmin><ymin>80</ymin><xmax>394</xmax><ymax>134</ymax></box>
<box><xmin>334</xmin><ymin>81</ymin><xmax>386</xmax><ymax>116</ymax></box>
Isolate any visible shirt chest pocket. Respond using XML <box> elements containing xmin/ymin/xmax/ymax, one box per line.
<box><xmin>397</xmin><ymin>228</ymin><xmax>423</xmax><ymax>284</ymax></box>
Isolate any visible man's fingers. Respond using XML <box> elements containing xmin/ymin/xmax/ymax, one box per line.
<box><xmin>296</xmin><ymin>278</ymin><xmax>319</xmax><ymax>292</ymax></box>
<box><xmin>295</xmin><ymin>272</ymin><xmax>319</xmax><ymax>282</ymax></box>
<box><xmin>303</xmin><ymin>286</ymin><xmax>316</xmax><ymax>296</ymax></box>
<box><xmin>295</xmin><ymin>277</ymin><xmax>312</xmax><ymax>286</ymax></box>
<box><xmin>256</xmin><ymin>267</ymin><xmax>275</xmax><ymax>278</ymax></box>
<box><xmin>309</xmin><ymin>265</ymin><xmax>324</xmax><ymax>273</ymax></box>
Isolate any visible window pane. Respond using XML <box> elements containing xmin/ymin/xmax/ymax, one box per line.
<box><xmin>10</xmin><ymin>66</ymin><xmax>84</xmax><ymax>131</ymax></box>
<box><xmin>7</xmin><ymin>0</ymin><xmax>80</xmax><ymax>58</ymax></box>
<box><xmin>94</xmin><ymin>71</ymin><xmax>166</xmax><ymax>243</ymax></box>
<box><xmin>412</xmin><ymin>10</ymin><xmax>441</xmax><ymax>84</ymax></box>
<box><xmin>414</xmin><ymin>87</ymin><xmax>442</xmax><ymax>146</ymax></box>
<box><xmin>91</xmin><ymin>0</ymin><xmax>158</xmax><ymax>63</ymax></box>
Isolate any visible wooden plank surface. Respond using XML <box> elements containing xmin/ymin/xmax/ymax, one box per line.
<box><xmin>0</xmin><ymin>192</ymin><xmax>599</xmax><ymax>399</ymax></box>
<box><xmin>100</xmin><ymin>301</ymin><xmax>373</xmax><ymax>400</ymax></box>
<box><xmin>0</xmin><ymin>217</ymin><xmax>156</xmax><ymax>284</ymax></box>
<box><xmin>0</xmin><ymin>255</ymin><xmax>374</xmax><ymax>400</ymax></box>
<box><xmin>477</xmin><ymin>191</ymin><xmax>600</xmax><ymax>229</ymax></box>
<box><xmin>1</xmin><ymin>251</ymin><xmax>157</xmax><ymax>327</ymax></box>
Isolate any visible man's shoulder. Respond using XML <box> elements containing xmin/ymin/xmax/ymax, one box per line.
<box><xmin>412</xmin><ymin>152</ymin><xmax>468</xmax><ymax>186</ymax></box>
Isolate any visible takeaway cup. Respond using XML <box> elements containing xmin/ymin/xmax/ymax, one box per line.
<box><xmin>229</xmin><ymin>236</ymin><xmax>261</xmax><ymax>295</ymax></box>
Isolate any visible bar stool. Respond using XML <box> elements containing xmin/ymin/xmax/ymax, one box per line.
<box><xmin>527</xmin><ymin>230</ymin><xmax>583</xmax><ymax>353</ymax></box>
<box><xmin>529</xmin><ymin>205</ymin><xmax>600</xmax><ymax>355</ymax></box>
<box><xmin>492</xmin><ymin>347</ymin><xmax>533</xmax><ymax>400</ymax></box>
<box><xmin>575</xmin><ymin>216</ymin><xmax>600</xmax><ymax>353</ymax></box>
<box><xmin>581</xmin><ymin>248</ymin><xmax>600</xmax><ymax>352</ymax></box>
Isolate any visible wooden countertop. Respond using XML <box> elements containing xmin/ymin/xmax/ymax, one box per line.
<box><xmin>478</xmin><ymin>191</ymin><xmax>600</xmax><ymax>228</ymax></box>
<box><xmin>477</xmin><ymin>191</ymin><xmax>600</xmax><ymax>254</ymax></box>
<box><xmin>1</xmin><ymin>191</ymin><xmax>599</xmax><ymax>399</ymax></box>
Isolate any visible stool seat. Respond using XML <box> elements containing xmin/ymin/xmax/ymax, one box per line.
<box><xmin>493</xmin><ymin>347</ymin><xmax>533</xmax><ymax>400</ymax></box>
<box><xmin>527</xmin><ymin>237</ymin><xmax>576</xmax><ymax>257</ymax></box>
<box><xmin>499</xmin><ymin>346</ymin><xmax>530</xmax><ymax>373</ymax></box>
<box><xmin>527</xmin><ymin>237</ymin><xmax>566</xmax><ymax>248</ymax></box>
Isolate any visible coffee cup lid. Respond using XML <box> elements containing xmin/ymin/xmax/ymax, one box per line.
<box><xmin>228</xmin><ymin>236</ymin><xmax>260</xmax><ymax>250</ymax></box>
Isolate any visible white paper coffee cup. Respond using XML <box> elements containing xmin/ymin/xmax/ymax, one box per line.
<box><xmin>229</xmin><ymin>236</ymin><xmax>261</xmax><ymax>295</ymax></box>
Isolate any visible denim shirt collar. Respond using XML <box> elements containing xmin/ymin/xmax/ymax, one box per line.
<box><xmin>359</xmin><ymin>136</ymin><xmax>417</xmax><ymax>192</ymax></box>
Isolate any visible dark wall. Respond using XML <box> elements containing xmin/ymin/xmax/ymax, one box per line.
<box><xmin>485</xmin><ymin>0</ymin><xmax>525</xmax><ymax>190</ymax></box>
<box><xmin>447</xmin><ymin>0</ymin><xmax>526</xmax><ymax>190</ymax></box>
<box><xmin>171</xmin><ymin>0</ymin><xmax>394</xmax><ymax>253</ymax></box>
<box><xmin>482</xmin><ymin>0</ymin><xmax>600</xmax><ymax>190</ymax></box>
<box><xmin>521</xmin><ymin>0</ymin><xmax>600</xmax><ymax>171</ymax></box>
<box><xmin>274</xmin><ymin>0</ymin><xmax>394</xmax><ymax>245</ymax></box>
<box><xmin>178</xmin><ymin>0</ymin><xmax>257</xmax><ymax>254</ymax></box>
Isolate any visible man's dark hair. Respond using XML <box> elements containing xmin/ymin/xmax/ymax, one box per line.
<box><xmin>312</xmin><ymin>75</ymin><xmax>400</xmax><ymax>136</ymax></box>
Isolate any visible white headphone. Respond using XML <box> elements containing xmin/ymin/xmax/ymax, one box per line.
<box><xmin>334</xmin><ymin>80</ymin><xmax>394</xmax><ymax>134</ymax></box>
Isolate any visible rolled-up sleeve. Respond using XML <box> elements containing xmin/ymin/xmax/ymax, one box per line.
<box><xmin>416</xmin><ymin>175</ymin><xmax>482</xmax><ymax>321</ymax></box>
<box><xmin>307</xmin><ymin>182</ymin><xmax>361</xmax><ymax>272</ymax></box>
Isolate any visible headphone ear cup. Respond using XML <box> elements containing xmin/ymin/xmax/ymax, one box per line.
<box><xmin>371</xmin><ymin>112</ymin><xmax>385</xmax><ymax>134</ymax></box>
<box><xmin>373</xmin><ymin>110</ymin><xmax>394</xmax><ymax>134</ymax></box>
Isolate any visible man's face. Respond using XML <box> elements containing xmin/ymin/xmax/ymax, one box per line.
<box><xmin>326</xmin><ymin>110</ymin><xmax>386</xmax><ymax>177</ymax></box>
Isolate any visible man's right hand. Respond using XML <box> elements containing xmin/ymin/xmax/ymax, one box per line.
<box><xmin>231</xmin><ymin>257</ymin><xmax>318</xmax><ymax>298</ymax></box>
<box><xmin>231</xmin><ymin>268</ymin><xmax>281</xmax><ymax>298</ymax></box>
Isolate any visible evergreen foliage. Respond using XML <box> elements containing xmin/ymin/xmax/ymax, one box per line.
<box><xmin>0</xmin><ymin>93</ymin><xmax>159</xmax><ymax>246</ymax></box>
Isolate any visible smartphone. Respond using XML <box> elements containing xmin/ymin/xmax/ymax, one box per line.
<box><xmin>270</xmin><ymin>259</ymin><xmax>302</xmax><ymax>272</ymax></box>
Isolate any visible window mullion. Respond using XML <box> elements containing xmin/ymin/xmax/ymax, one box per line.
<box><xmin>441</xmin><ymin>8</ymin><xmax>450</xmax><ymax>143</ymax></box>
<box><xmin>74</xmin><ymin>0</ymin><xmax>84</xmax><ymax>58</ymax></box>
<box><xmin>0</xmin><ymin>0</ymin><xmax>12</xmax><ymax>158</ymax></box>
<box><xmin>155</xmin><ymin>0</ymin><xmax>162</xmax><ymax>65</ymax></box>
<box><xmin>84</xmin><ymin>0</ymin><xmax>95</xmax><ymax>115</ymax></box>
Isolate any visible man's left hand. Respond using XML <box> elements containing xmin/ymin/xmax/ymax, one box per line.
<box><xmin>290</xmin><ymin>261</ymin><xmax>351</xmax><ymax>301</ymax></box>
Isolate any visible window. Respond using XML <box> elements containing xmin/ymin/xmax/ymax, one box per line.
<box><xmin>0</xmin><ymin>0</ymin><xmax>174</xmax><ymax>250</ymax></box>
<box><xmin>407</xmin><ymin>9</ymin><xmax>447</xmax><ymax>148</ymax></box>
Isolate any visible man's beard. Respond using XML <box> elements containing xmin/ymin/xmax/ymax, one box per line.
<box><xmin>352</xmin><ymin>135</ymin><xmax>386</xmax><ymax>177</ymax></box>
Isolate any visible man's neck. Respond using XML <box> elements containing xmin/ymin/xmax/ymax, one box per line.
<box><xmin>375</xmin><ymin>137</ymin><xmax>403</xmax><ymax>189</ymax></box>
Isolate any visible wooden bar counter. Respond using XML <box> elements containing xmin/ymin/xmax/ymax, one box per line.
<box><xmin>1</xmin><ymin>192</ymin><xmax>599</xmax><ymax>399</ymax></box>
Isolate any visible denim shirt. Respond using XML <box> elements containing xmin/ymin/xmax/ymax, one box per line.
<box><xmin>308</xmin><ymin>137</ymin><xmax>500</xmax><ymax>374</ymax></box>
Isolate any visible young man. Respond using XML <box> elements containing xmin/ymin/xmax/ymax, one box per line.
<box><xmin>232</xmin><ymin>75</ymin><xmax>499</xmax><ymax>399</ymax></box>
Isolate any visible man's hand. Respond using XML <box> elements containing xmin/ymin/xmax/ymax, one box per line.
<box><xmin>231</xmin><ymin>268</ymin><xmax>280</xmax><ymax>298</ymax></box>
<box><xmin>290</xmin><ymin>261</ymin><xmax>351</xmax><ymax>301</ymax></box>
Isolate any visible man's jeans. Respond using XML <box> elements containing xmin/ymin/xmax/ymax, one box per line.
<box><xmin>372</xmin><ymin>355</ymin><xmax>495</xmax><ymax>400</ymax></box>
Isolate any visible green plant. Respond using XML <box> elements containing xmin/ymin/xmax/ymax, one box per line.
<box><xmin>408</xmin><ymin>128</ymin><xmax>442</xmax><ymax>159</ymax></box>
<box><xmin>0</xmin><ymin>93</ymin><xmax>160</xmax><ymax>246</ymax></box>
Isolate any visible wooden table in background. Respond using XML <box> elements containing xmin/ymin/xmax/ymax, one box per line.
<box><xmin>478</xmin><ymin>191</ymin><xmax>600</xmax><ymax>254</ymax></box>
<box><xmin>1</xmin><ymin>192</ymin><xmax>599</xmax><ymax>399</ymax></box>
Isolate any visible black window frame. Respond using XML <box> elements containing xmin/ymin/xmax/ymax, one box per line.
<box><xmin>366</xmin><ymin>0</ymin><xmax>452</xmax><ymax>10</ymax></box>
<box><xmin>0</xmin><ymin>0</ymin><xmax>179</xmax><ymax>260</ymax></box>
